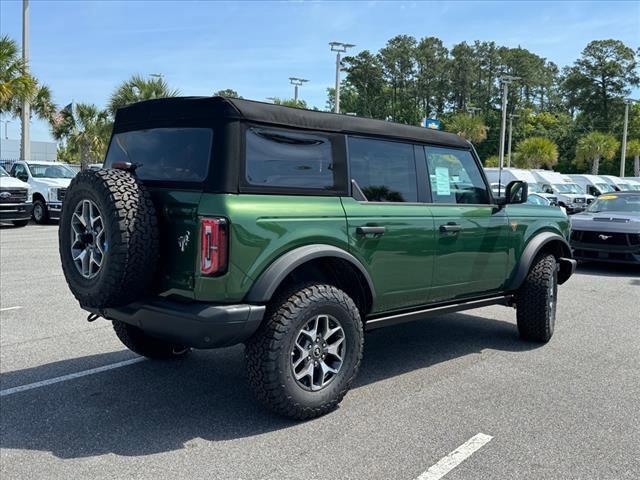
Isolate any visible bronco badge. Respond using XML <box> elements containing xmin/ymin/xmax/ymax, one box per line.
<box><xmin>178</xmin><ymin>231</ymin><xmax>191</xmax><ymax>252</ymax></box>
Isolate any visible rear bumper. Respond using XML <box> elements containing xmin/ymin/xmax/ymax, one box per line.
<box><xmin>96</xmin><ymin>298</ymin><xmax>266</xmax><ymax>349</ymax></box>
<box><xmin>0</xmin><ymin>203</ymin><xmax>33</xmax><ymax>222</ymax></box>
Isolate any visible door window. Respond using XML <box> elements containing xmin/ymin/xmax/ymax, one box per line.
<box><xmin>425</xmin><ymin>147</ymin><xmax>489</xmax><ymax>204</ymax></box>
<box><xmin>348</xmin><ymin>137</ymin><xmax>417</xmax><ymax>203</ymax></box>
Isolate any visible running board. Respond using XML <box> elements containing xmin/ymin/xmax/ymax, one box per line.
<box><xmin>365</xmin><ymin>295</ymin><xmax>514</xmax><ymax>331</ymax></box>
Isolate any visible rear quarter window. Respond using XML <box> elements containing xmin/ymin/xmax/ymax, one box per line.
<box><xmin>104</xmin><ymin>128</ymin><xmax>213</xmax><ymax>182</ymax></box>
<box><xmin>245</xmin><ymin>127</ymin><xmax>335</xmax><ymax>190</ymax></box>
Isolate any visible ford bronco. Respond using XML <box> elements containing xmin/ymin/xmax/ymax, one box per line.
<box><xmin>59</xmin><ymin>97</ymin><xmax>576</xmax><ymax>419</ymax></box>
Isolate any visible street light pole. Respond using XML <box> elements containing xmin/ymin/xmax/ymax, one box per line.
<box><xmin>289</xmin><ymin>77</ymin><xmax>308</xmax><ymax>102</ymax></box>
<box><xmin>507</xmin><ymin>113</ymin><xmax>519</xmax><ymax>168</ymax></box>
<box><xmin>4</xmin><ymin>120</ymin><xmax>11</xmax><ymax>140</ymax></box>
<box><xmin>20</xmin><ymin>0</ymin><xmax>30</xmax><ymax>162</ymax></box>
<box><xmin>620</xmin><ymin>98</ymin><xmax>635</xmax><ymax>177</ymax></box>
<box><xmin>497</xmin><ymin>75</ymin><xmax>520</xmax><ymax>195</ymax></box>
<box><xmin>329</xmin><ymin>42</ymin><xmax>355</xmax><ymax>114</ymax></box>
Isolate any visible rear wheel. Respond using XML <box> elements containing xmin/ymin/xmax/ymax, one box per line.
<box><xmin>245</xmin><ymin>284</ymin><xmax>363</xmax><ymax>420</ymax></box>
<box><xmin>516</xmin><ymin>254</ymin><xmax>558</xmax><ymax>342</ymax></box>
<box><xmin>32</xmin><ymin>199</ymin><xmax>49</xmax><ymax>224</ymax></box>
<box><xmin>113</xmin><ymin>321</ymin><xmax>190</xmax><ymax>359</ymax></box>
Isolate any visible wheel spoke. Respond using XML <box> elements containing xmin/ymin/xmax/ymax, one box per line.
<box><xmin>294</xmin><ymin>361</ymin><xmax>314</xmax><ymax>382</ymax></box>
<box><xmin>326</xmin><ymin>336</ymin><xmax>344</xmax><ymax>360</ymax></box>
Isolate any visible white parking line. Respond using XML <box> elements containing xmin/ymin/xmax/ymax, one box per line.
<box><xmin>0</xmin><ymin>306</ymin><xmax>23</xmax><ymax>312</ymax></box>
<box><xmin>0</xmin><ymin>357</ymin><xmax>146</xmax><ymax>397</ymax></box>
<box><xmin>416</xmin><ymin>433</ymin><xmax>493</xmax><ymax>480</ymax></box>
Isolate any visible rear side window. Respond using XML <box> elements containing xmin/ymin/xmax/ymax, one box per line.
<box><xmin>348</xmin><ymin>137</ymin><xmax>417</xmax><ymax>203</ymax></box>
<box><xmin>105</xmin><ymin>128</ymin><xmax>212</xmax><ymax>182</ymax></box>
<box><xmin>425</xmin><ymin>146</ymin><xmax>489</xmax><ymax>204</ymax></box>
<box><xmin>245</xmin><ymin>128</ymin><xmax>334</xmax><ymax>189</ymax></box>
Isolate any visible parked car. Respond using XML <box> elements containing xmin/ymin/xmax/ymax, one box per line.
<box><xmin>621</xmin><ymin>178</ymin><xmax>640</xmax><ymax>191</ymax></box>
<box><xmin>570</xmin><ymin>192</ymin><xmax>640</xmax><ymax>264</ymax></box>
<box><xmin>10</xmin><ymin>161</ymin><xmax>75</xmax><ymax>224</ymax></box>
<box><xmin>567</xmin><ymin>174</ymin><xmax>616</xmax><ymax>197</ymax></box>
<box><xmin>599</xmin><ymin>175</ymin><xmax>635</xmax><ymax>192</ymax></box>
<box><xmin>58</xmin><ymin>96</ymin><xmax>576</xmax><ymax>419</ymax></box>
<box><xmin>484</xmin><ymin>167</ymin><xmax>558</xmax><ymax>204</ymax></box>
<box><xmin>531</xmin><ymin>170</ymin><xmax>595</xmax><ymax>213</ymax></box>
<box><xmin>526</xmin><ymin>193</ymin><xmax>552</xmax><ymax>206</ymax></box>
<box><xmin>87</xmin><ymin>163</ymin><xmax>104</xmax><ymax>171</ymax></box>
<box><xmin>0</xmin><ymin>166</ymin><xmax>32</xmax><ymax>227</ymax></box>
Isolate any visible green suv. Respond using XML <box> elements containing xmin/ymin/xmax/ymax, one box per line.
<box><xmin>59</xmin><ymin>97</ymin><xmax>576</xmax><ymax>419</ymax></box>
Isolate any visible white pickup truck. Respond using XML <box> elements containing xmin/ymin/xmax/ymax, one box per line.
<box><xmin>10</xmin><ymin>161</ymin><xmax>75</xmax><ymax>224</ymax></box>
<box><xmin>0</xmin><ymin>166</ymin><xmax>32</xmax><ymax>227</ymax></box>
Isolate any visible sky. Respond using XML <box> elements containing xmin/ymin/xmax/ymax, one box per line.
<box><xmin>1</xmin><ymin>0</ymin><xmax>639</xmax><ymax>142</ymax></box>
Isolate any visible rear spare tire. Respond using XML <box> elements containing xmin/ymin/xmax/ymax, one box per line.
<box><xmin>59</xmin><ymin>169</ymin><xmax>159</xmax><ymax>309</ymax></box>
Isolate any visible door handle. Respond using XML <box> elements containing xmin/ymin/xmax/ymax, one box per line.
<box><xmin>439</xmin><ymin>222</ymin><xmax>462</xmax><ymax>234</ymax></box>
<box><xmin>356</xmin><ymin>226</ymin><xmax>386</xmax><ymax>236</ymax></box>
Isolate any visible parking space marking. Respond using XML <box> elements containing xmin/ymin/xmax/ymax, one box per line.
<box><xmin>0</xmin><ymin>357</ymin><xmax>145</xmax><ymax>397</ymax></box>
<box><xmin>416</xmin><ymin>433</ymin><xmax>493</xmax><ymax>480</ymax></box>
<box><xmin>0</xmin><ymin>306</ymin><xmax>23</xmax><ymax>312</ymax></box>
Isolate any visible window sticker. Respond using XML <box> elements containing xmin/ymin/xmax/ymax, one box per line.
<box><xmin>435</xmin><ymin>167</ymin><xmax>451</xmax><ymax>195</ymax></box>
<box><xmin>599</xmin><ymin>195</ymin><xmax>617</xmax><ymax>200</ymax></box>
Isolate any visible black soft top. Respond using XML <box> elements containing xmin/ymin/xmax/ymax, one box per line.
<box><xmin>114</xmin><ymin>96</ymin><xmax>469</xmax><ymax>149</ymax></box>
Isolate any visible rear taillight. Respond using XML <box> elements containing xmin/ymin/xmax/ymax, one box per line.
<box><xmin>200</xmin><ymin>218</ymin><xmax>228</xmax><ymax>276</ymax></box>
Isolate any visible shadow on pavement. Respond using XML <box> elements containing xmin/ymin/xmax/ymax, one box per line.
<box><xmin>576</xmin><ymin>261</ymin><xmax>640</xmax><ymax>278</ymax></box>
<box><xmin>0</xmin><ymin>312</ymin><xmax>536</xmax><ymax>459</ymax></box>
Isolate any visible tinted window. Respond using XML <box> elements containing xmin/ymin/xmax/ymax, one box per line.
<box><xmin>105</xmin><ymin>128</ymin><xmax>212</xmax><ymax>181</ymax></box>
<box><xmin>245</xmin><ymin>128</ymin><xmax>334</xmax><ymax>189</ymax></box>
<box><xmin>425</xmin><ymin>146</ymin><xmax>488</xmax><ymax>204</ymax></box>
<box><xmin>348</xmin><ymin>137</ymin><xmax>417</xmax><ymax>203</ymax></box>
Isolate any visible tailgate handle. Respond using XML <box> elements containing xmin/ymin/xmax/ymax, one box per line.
<box><xmin>439</xmin><ymin>222</ymin><xmax>461</xmax><ymax>234</ymax></box>
<box><xmin>356</xmin><ymin>226</ymin><xmax>385</xmax><ymax>236</ymax></box>
<box><xmin>163</xmin><ymin>205</ymin><xmax>197</xmax><ymax>219</ymax></box>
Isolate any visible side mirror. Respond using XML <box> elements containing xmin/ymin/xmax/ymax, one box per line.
<box><xmin>505</xmin><ymin>180</ymin><xmax>528</xmax><ymax>204</ymax></box>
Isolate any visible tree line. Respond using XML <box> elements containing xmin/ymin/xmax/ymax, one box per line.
<box><xmin>1</xmin><ymin>34</ymin><xmax>639</xmax><ymax>175</ymax></box>
<box><xmin>330</xmin><ymin>36</ymin><xmax>640</xmax><ymax>175</ymax></box>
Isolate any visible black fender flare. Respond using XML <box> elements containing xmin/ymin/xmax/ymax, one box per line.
<box><xmin>507</xmin><ymin>231</ymin><xmax>576</xmax><ymax>291</ymax></box>
<box><xmin>245</xmin><ymin>244</ymin><xmax>376</xmax><ymax>305</ymax></box>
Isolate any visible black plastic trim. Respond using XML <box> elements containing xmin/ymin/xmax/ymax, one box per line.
<box><xmin>365</xmin><ymin>295</ymin><xmax>513</xmax><ymax>331</ymax></box>
<box><xmin>245</xmin><ymin>244</ymin><xmax>376</xmax><ymax>304</ymax></box>
<box><xmin>507</xmin><ymin>232</ymin><xmax>573</xmax><ymax>291</ymax></box>
<box><xmin>98</xmin><ymin>299</ymin><xmax>266</xmax><ymax>349</ymax></box>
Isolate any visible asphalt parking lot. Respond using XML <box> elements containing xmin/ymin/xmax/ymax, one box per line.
<box><xmin>1</xmin><ymin>223</ymin><xmax>639</xmax><ymax>480</ymax></box>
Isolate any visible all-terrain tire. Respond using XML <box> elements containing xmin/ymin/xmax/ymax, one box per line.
<box><xmin>59</xmin><ymin>169</ymin><xmax>159</xmax><ymax>309</ymax></box>
<box><xmin>113</xmin><ymin>320</ymin><xmax>190</xmax><ymax>359</ymax></box>
<box><xmin>516</xmin><ymin>253</ymin><xmax>558</xmax><ymax>343</ymax></box>
<box><xmin>245</xmin><ymin>284</ymin><xmax>364</xmax><ymax>420</ymax></box>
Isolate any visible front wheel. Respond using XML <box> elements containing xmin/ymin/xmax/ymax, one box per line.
<box><xmin>32</xmin><ymin>199</ymin><xmax>49</xmax><ymax>224</ymax></box>
<box><xmin>516</xmin><ymin>254</ymin><xmax>558</xmax><ymax>343</ymax></box>
<box><xmin>245</xmin><ymin>284</ymin><xmax>364</xmax><ymax>420</ymax></box>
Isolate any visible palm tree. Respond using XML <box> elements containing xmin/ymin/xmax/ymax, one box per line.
<box><xmin>514</xmin><ymin>137</ymin><xmax>558</xmax><ymax>169</ymax></box>
<box><xmin>108</xmin><ymin>74</ymin><xmax>179</xmax><ymax>114</ymax></box>
<box><xmin>444</xmin><ymin>113</ymin><xmax>488</xmax><ymax>144</ymax></box>
<box><xmin>0</xmin><ymin>35</ymin><xmax>55</xmax><ymax>121</ymax></box>
<box><xmin>625</xmin><ymin>139</ymin><xmax>640</xmax><ymax>177</ymax></box>
<box><xmin>52</xmin><ymin>103</ymin><xmax>111</xmax><ymax>169</ymax></box>
<box><xmin>575</xmin><ymin>132</ymin><xmax>620</xmax><ymax>175</ymax></box>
